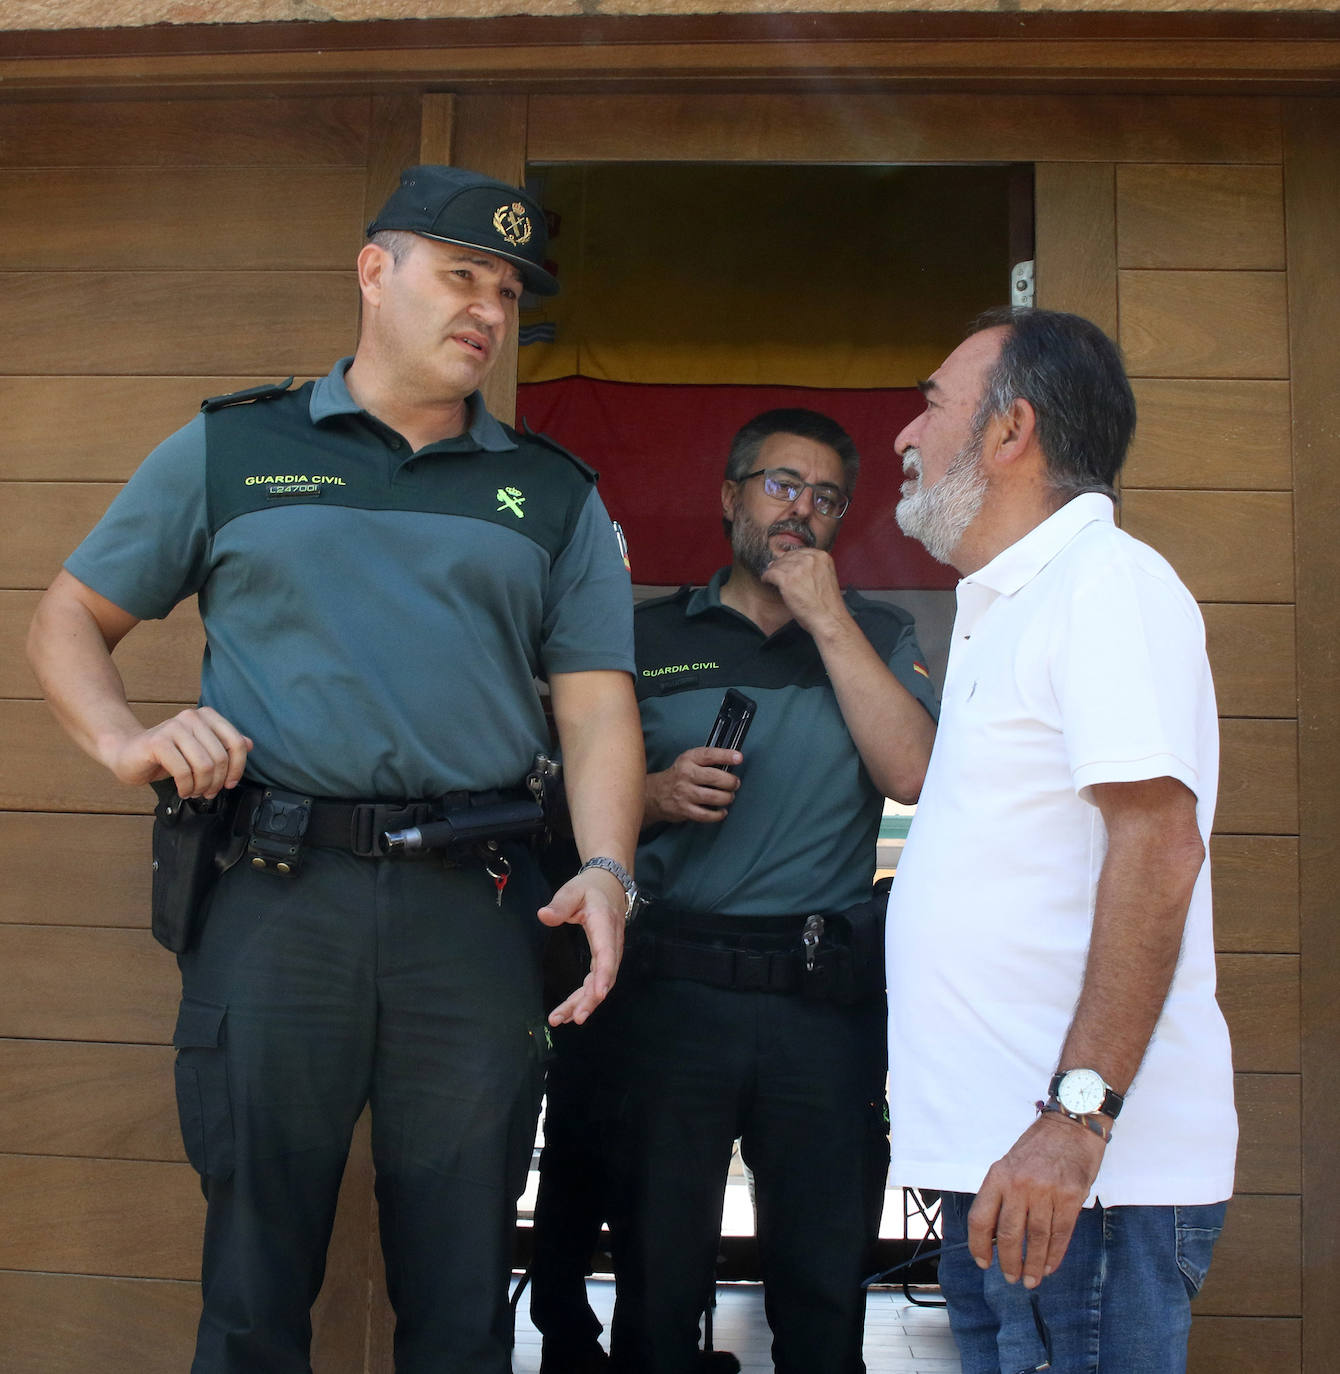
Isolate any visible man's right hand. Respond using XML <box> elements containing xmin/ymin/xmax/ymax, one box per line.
<box><xmin>106</xmin><ymin>707</ymin><xmax>252</xmax><ymax>799</ymax></box>
<box><xmin>643</xmin><ymin>746</ymin><xmax>743</xmax><ymax>825</ymax></box>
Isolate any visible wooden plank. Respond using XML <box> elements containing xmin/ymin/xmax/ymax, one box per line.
<box><xmin>0</xmin><ymin>272</ymin><xmax>357</xmax><ymax>377</ymax></box>
<box><xmin>1217</xmin><ymin>718</ymin><xmax>1299</xmax><ymax>838</ymax></box>
<box><xmin>0</xmin><ymin>96</ymin><xmax>370</xmax><ymax>167</ymax></box>
<box><xmin>0</xmin><ymin>925</ymin><xmax>178</xmax><ymax>1044</ymax></box>
<box><xmin>1034</xmin><ymin>162</ymin><xmax>1117</xmax><ymax>336</ymax></box>
<box><xmin>1117</xmin><ymin>164</ymin><xmax>1285</xmax><ymax>270</ymax></box>
<box><xmin>1218</xmin><ymin>954</ymin><xmax>1300</xmax><ymax>1075</ymax></box>
<box><xmin>527</xmin><ymin>94</ymin><xmax>1281</xmax><ymax>165</ymax></box>
<box><xmin>1201</xmin><ymin>603</ymin><xmax>1296</xmax><ymax>721</ymax></box>
<box><xmin>0</xmin><ymin>1272</ymin><xmax>199</xmax><ymax>1374</ymax></box>
<box><xmin>1193</xmin><ymin>1193</ymin><xmax>1300</xmax><ymax>1317</ymax></box>
<box><xmin>1125</xmin><ymin>379</ymin><xmax>1292</xmax><ymax>490</ymax></box>
<box><xmin>1234</xmin><ymin>1073</ymin><xmax>1301</xmax><ymax>1196</ymax></box>
<box><xmin>1283</xmin><ymin>95</ymin><xmax>1340</xmax><ymax>1374</ymax></box>
<box><xmin>449</xmin><ymin>93</ymin><xmax>529</xmax><ymax>431</ymax></box>
<box><xmin>1119</xmin><ymin>270</ymin><xmax>1290</xmax><ymax>379</ymax></box>
<box><xmin>0</xmin><ymin>700</ymin><xmax>183</xmax><ymax>814</ymax></box>
<box><xmin>0</xmin><ymin>1040</ymin><xmax>181</xmax><ymax>1161</ymax></box>
<box><xmin>0</xmin><ymin>1154</ymin><xmax>203</xmax><ymax>1279</ymax></box>
<box><xmin>0</xmin><ymin>377</ymin><xmax>292</xmax><ymax>483</ymax></box>
<box><xmin>1189</xmin><ymin>1316</ymin><xmax>1300</xmax><ymax>1374</ymax></box>
<box><xmin>0</xmin><ymin>482</ymin><xmax>119</xmax><ymax>591</ymax></box>
<box><xmin>1212</xmin><ymin>835</ymin><xmax>1299</xmax><ymax>954</ymax></box>
<box><xmin>363</xmin><ymin>92</ymin><xmax>423</xmax><ymax>229</ymax></box>
<box><xmin>1120</xmin><ymin>490</ymin><xmax>1294</xmax><ymax>603</ymax></box>
<box><xmin>0</xmin><ymin>168</ymin><xmax>364</xmax><ymax>271</ymax></box>
<box><xmin>0</xmin><ymin>813</ymin><xmax>153</xmax><ymax>928</ymax></box>
<box><xmin>0</xmin><ymin>591</ymin><xmax>204</xmax><ymax>704</ymax></box>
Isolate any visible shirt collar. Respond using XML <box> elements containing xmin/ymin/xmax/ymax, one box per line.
<box><xmin>965</xmin><ymin>492</ymin><xmax>1115</xmax><ymax>598</ymax></box>
<box><xmin>309</xmin><ymin>357</ymin><xmax>516</xmax><ymax>453</ymax></box>
<box><xmin>684</xmin><ymin>567</ymin><xmax>732</xmax><ymax>617</ymax></box>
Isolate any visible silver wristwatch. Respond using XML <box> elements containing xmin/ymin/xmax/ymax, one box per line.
<box><xmin>579</xmin><ymin>856</ymin><xmax>640</xmax><ymax>923</ymax></box>
<box><xmin>1050</xmin><ymin>1068</ymin><xmax>1125</xmax><ymax>1120</ymax></box>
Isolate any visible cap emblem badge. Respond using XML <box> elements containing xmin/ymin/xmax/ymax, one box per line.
<box><xmin>492</xmin><ymin>202</ymin><xmax>533</xmax><ymax>248</ymax></box>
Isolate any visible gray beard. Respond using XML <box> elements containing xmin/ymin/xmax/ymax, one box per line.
<box><xmin>732</xmin><ymin>515</ymin><xmax>817</xmax><ymax>579</ymax></box>
<box><xmin>896</xmin><ymin>441</ymin><xmax>988</xmax><ymax>566</ymax></box>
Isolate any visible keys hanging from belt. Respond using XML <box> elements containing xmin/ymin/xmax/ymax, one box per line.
<box><xmin>802</xmin><ymin>913</ymin><xmax>824</xmax><ymax>972</ymax></box>
<box><xmin>483</xmin><ymin>846</ymin><xmax>511</xmax><ymax>907</ymax></box>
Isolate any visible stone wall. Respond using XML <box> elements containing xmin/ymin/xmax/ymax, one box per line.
<box><xmin>4</xmin><ymin>0</ymin><xmax>1327</xmax><ymax>34</ymax></box>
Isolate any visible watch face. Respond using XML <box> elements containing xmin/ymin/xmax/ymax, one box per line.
<box><xmin>1058</xmin><ymin>1068</ymin><xmax>1107</xmax><ymax>1114</ymax></box>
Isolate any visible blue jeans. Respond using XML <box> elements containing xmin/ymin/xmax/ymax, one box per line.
<box><xmin>938</xmin><ymin>1190</ymin><xmax>1227</xmax><ymax>1374</ymax></box>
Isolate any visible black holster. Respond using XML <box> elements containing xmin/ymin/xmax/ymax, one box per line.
<box><xmin>149</xmin><ymin>780</ymin><xmax>246</xmax><ymax>953</ymax></box>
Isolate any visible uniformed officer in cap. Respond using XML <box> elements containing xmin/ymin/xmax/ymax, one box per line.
<box><xmin>28</xmin><ymin>165</ymin><xmax>644</xmax><ymax>1374</ymax></box>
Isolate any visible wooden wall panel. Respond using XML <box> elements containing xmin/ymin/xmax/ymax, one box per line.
<box><xmin>0</xmin><ymin>926</ymin><xmax>178</xmax><ymax>1044</ymax></box>
<box><xmin>1284</xmin><ymin>96</ymin><xmax>1340</xmax><ymax>1373</ymax></box>
<box><xmin>1212</xmin><ymin>835</ymin><xmax>1299</xmax><ymax>954</ymax></box>
<box><xmin>1124</xmin><ymin>379</ymin><xmax>1292</xmax><ymax>490</ymax></box>
<box><xmin>1218</xmin><ymin>954</ymin><xmax>1300</xmax><ymax>1074</ymax></box>
<box><xmin>0</xmin><ymin>1273</ymin><xmax>199</xmax><ymax>1374</ymax></box>
<box><xmin>0</xmin><ymin>700</ymin><xmax>182</xmax><ymax>813</ymax></box>
<box><xmin>1201</xmin><ymin>603</ymin><xmax>1296</xmax><ymax>721</ymax></box>
<box><xmin>1189</xmin><ymin>1316</ymin><xmax>1300</xmax><ymax>1373</ymax></box>
<box><xmin>0</xmin><ymin>169</ymin><xmax>365</xmax><ymax>271</ymax></box>
<box><xmin>1217</xmin><ymin>719</ymin><xmax>1298</xmax><ymax>837</ymax></box>
<box><xmin>1234</xmin><ymin>1073</ymin><xmax>1301</xmax><ymax>1196</ymax></box>
<box><xmin>1119</xmin><ymin>270</ymin><xmax>1290</xmax><ymax>379</ymax></box>
<box><xmin>1033</xmin><ymin>162</ymin><xmax>1117</xmax><ymax>334</ymax></box>
<box><xmin>0</xmin><ymin>272</ymin><xmax>357</xmax><ymax>377</ymax></box>
<box><xmin>0</xmin><ymin>1155</ymin><xmax>203</xmax><ymax>1279</ymax></box>
<box><xmin>0</xmin><ymin>482</ymin><xmax>119</xmax><ymax>591</ymax></box>
<box><xmin>0</xmin><ymin>377</ymin><xmax>283</xmax><ymax>481</ymax></box>
<box><xmin>528</xmin><ymin>94</ymin><xmax>1282</xmax><ymax>166</ymax></box>
<box><xmin>1117</xmin><ymin>165</ymin><xmax>1285</xmax><ymax>270</ymax></box>
<box><xmin>0</xmin><ymin>97</ymin><xmax>370</xmax><ymax>168</ymax></box>
<box><xmin>0</xmin><ymin>1040</ymin><xmax>181</xmax><ymax>1161</ymax></box>
<box><xmin>0</xmin><ymin>592</ymin><xmax>203</xmax><ymax>703</ymax></box>
<box><xmin>1120</xmin><ymin>490</ymin><xmax>1293</xmax><ymax>603</ymax></box>
<box><xmin>0</xmin><ymin>813</ymin><xmax>152</xmax><ymax>927</ymax></box>
<box><xmin>1193</xmin><ymin>1194</ymin><xmax>1300</xmax><ymax>1317</ymax></box>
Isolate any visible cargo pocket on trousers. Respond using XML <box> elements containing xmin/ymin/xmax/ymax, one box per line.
<box><xmin>173</xmin><ymin>998</ymin><xmax>235</xmax><ymax>1181</ymax></box>
<box><xmin>1175</xmin><ymin>1201</ymin><xmax>1227</xmax><ymax>1299</ymax></box>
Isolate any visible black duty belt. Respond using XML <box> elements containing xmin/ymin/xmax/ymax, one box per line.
<box><xmin>631</xmin><ymin>904</ymin><xmax>820</xmax><ymax>994</ymax></box>
<box><xmin>235</xmin><ymin>783</ymin><xmax>526</xmax><ymax>860</ymax></box>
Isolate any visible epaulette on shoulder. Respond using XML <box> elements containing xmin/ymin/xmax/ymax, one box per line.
<box><xmin>516</xmin><ymin>419</ymin><xmax>598</xmax><ymax>482</ymax></box>
<box><xmin>200</xmin><ymin>377</ymin><xmax>296</xmax><ymax>413</ymax></box>
<box><xmin>635</xmin><ymin>584</ymin><xmax>695</xmax><ymax>615</ymax></box>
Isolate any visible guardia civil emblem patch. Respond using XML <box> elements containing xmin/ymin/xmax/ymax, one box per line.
<box><xmin>492</xmin><ymin>202</ymin><xmax>533</xmax><ymax>248</ymax></box>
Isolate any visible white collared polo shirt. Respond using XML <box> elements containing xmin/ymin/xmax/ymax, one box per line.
<box><xmin>886</xmin><ymin>493</ymin><xmax>1236</xmax><ymax>1207</ymax></box>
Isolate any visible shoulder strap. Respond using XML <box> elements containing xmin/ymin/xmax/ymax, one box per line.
<box><xmin>201</xmin><ymin>377</ymin><xmax>296</xmax><ymax>413</ymax></box>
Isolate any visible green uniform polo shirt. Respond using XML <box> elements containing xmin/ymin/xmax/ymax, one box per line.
<box><xmin>634</xmin><ymin>570</ymin><xmax>938</xmax><ymax>916</ymax></box>
<box><xmin>66</xmin><ymin>359</ymin><xmax>634</xmax><ymax>799</ymax></box>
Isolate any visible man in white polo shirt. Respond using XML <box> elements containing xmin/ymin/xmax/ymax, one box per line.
<box><xmin>885</xmin><ymin>307</ymin><xmax>1235</xmax><ymax>1373</ymax></box>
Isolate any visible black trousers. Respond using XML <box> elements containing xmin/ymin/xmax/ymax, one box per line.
<box><xmin>608</xmin><ymin>977</ymin><xmax>889</xmax><ymax>1374</ymax></box>
<box><xmin>174</xmin><ymin>843</ymin><xmax>549</xmax><ymax>1374</ymax></box>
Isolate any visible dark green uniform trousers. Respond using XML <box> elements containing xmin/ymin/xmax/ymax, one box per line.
<box><xmin>173</xmin><ymin>842</ymin><xmax>549</xmax><ymax>1374</ymax></box>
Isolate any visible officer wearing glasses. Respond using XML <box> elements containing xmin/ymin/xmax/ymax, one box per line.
<box><xmin>609</xmin><ymin>409</ymin><xmax>939</xmax><ymax>1374</ymax></box>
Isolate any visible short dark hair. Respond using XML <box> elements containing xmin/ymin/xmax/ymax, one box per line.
<box><xmin>968</xmin><ymin>307</ymin><xmax>1136</xmax><ymax>502</ymax></box>
<box><xmin>722</xmin><ymin>409</ymin><xmax>860</xmax><ymax>537</ymax></box>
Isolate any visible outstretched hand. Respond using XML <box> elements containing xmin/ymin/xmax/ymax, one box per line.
<box><xmin>539</xmin><ymin>865</ymin><xmax>627</xmax><ymax>1026</ymax></box>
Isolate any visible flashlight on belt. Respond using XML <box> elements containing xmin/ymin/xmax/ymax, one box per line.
<box><xmin>381</xmin><ymin>797</ymin><xmax>545</xmax><ymax>856</ymax></box>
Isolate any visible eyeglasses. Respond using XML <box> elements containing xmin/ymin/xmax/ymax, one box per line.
<box><xmin>739</xmin><ymin>468</ymin><xmax>850</xmax><ymax>520</ymax></box>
